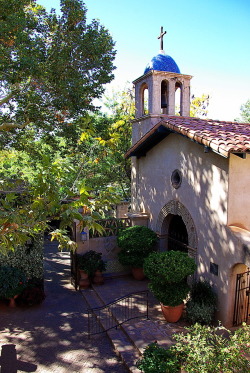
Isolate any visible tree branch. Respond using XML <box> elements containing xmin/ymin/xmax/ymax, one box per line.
<box><xmin>0</xmin><ymin>83</ymin><xmax>20</xmax><ymax>107</ymax></box>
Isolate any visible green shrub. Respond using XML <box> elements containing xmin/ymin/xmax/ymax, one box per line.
<box><xmin>144</xmin><ymin>250</ymin><xmax>196</xmax><ymax>307</ymax></box>
<box><xmin>149</xmin><ymin>280</ymin><xmax>190</xmax><ymax>307</ymax></box>
<box><xmin>0</xmin><ymin>266</ymin><xmax>27</xmax><ymax>299</ymax></box>
<box><xmin>144</xmin><ymin>251</ymin><xmax>196</xmax><ymax>284</ymax></box>
<box><xmin>186</xmin><ymin>301</ymin><xmax>215</xmax><ymax>325</ymax></box>
<box><xmin>189</xmin><ymin>280</ymin><xmax>217</xmax><ymax>305</ymax></box>
<box><xmin>137</xmin><ymin>323</ymin><xmax>250</xmax><ymax>373</ymax></box>
<box><xmin>173</xmin><ymin>323</ymin><xmax>250</xmax><ymax>373</ymax></box>
<box><xmin>186</xmin><ymin>280</ymin><xmax>217</xmax><ymax>324</ymax></box>
<box><xmin>0</xmin><ymin>235</ymin><xmax>43</xmax><ymax>279</ymax></box>
<box><xmin>117</xmin><ymin>226</ymin><xmax>157</xmax><ymax>267</ymax></box>
<box><xmin>136</xmin><ymin>342</ymin><xmax>180</xmax><ymax>373</ymax></box>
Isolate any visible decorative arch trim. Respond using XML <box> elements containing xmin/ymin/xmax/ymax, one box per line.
<box><xmin>156</xmin><ymin>200</ymin><xmax>198</xmax><ymax>257</ymax></box>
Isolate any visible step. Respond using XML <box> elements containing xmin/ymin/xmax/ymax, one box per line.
<box><xmin>80</xmin><ymin>288</ymin><xmax>141</xmax><ymax>372</ymax></box>
<box><xmin>80</xmin><ymin>286</ymin><xmax>177</xmax><ymax>372</ymax></box>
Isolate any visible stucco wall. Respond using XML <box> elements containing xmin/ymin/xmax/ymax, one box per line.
<box><xmin>131</xmin><ymin>133</ymin><xmax>249</xmax><ymax>325</ymax></box>
<box><xmin>228</xmin><ymin>153</ymin><xmax>250</xmax><ymax>230</ymax></box>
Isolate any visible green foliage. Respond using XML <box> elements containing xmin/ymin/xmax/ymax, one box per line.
<box><xmin>149</xmin><ymin>280</ymin><xmax>190</xmax><ymax>307</ymax></box>
<box><xmin>117</xmin><ymin>225</ymin><xmax>157</xmax><ymax>252</ymax></box>
<box><xmin>186</xmin><ymin>302</ymin><xmax>215</xmax><ymax>325</ymax></box>
<box><xmin>144</xmin><ymin>251</ymin><xmax>196</xmax><ymax>284</ymax></box>
<box><xmin>0</xmin><ymin>0</ymin><xmax>117</xmax><ymax>254</ymax></box>
<box><xmin>117</xmin><ymin>226</ymin><xmax>158</xmax><ymax>267</ymax></box>
<box><xmin>0</xmin><ymin>266</ymin><xmax>27</xmax><ymax>299</ymax></box>
<box><xmin>235</xmin><ymin>99</ymin><xmax>250</xmax><ymax>123</ymax></box>
<box><xmin>136</xmin><ymin>342</ymin><xmax>180</xmax><ymax>373</ymax></box>
<box><xmin>83</xmin><ymin>88</ymin><xmax>134</xmax><ymax>200</ymax></box>
<box><xmin>0</xmin><ymin>0</ymin><xmax>116</xmax><ymax>136</ymax></box>
<box><xmin>144</xmin><ymin>251</ymin><xmax>196</xmax><ymax>307</ymax></box>
<box><xmin>186</xmin><ymin>280</ymin><xmax>217</xmax><ymax>325</ymax></box>
<box><xmin>138</xmin><ymin>324</ymin><xmax>250</xmax><ymax>373</ymax></box>
<box><xmin>0</xmin><ymin>235</ymin><xmax>43</xmax><ymax>279</ymax></box>
<box><xmin>77</xmin><ymin>250</ymin><xmax>106</xmax><ymax>276</ymax></box>
<box><xmin>117</xmin><ymin>250</ymin><xmax>146</xmax><ymax>268</ymax></box>
<box><xmin>173</xmin><ymin>323</ymin><xmax>250</xmax><ymax>373</ymax></box>
<box><xmin>190</xmin><ymin>94</ymin><xmax>210</xmax><ymax>118</ymax></box>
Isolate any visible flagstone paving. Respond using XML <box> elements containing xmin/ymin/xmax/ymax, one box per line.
<box><xmin>0</xmin><ymin>241</ymin><xmax>127</xmax><ymax>373</ymax></box>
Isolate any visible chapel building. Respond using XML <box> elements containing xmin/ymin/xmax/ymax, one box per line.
<box><xmin>125</xmin><ymin>29</ymin><xmax>250</xmax><ymax>326</ymax></box>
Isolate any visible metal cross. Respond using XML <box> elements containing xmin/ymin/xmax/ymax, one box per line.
<box><xmin>158</xmin><ymin>26</ymin><xmax>167</xmax><ymax>50</ymax></box>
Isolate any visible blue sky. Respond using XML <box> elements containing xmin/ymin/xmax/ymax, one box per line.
<box><xmin>38</xmin><ymin>0</ymin><xmax>250</xmax><ymax>120</ymax></box>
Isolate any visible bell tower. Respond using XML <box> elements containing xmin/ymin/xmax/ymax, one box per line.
<box><xmin>132</xmin><ymin>28</ymin><xmax>192</xmax><ymax>143</ymax></box>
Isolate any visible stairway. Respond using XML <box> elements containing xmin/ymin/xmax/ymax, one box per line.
<box><xmin>80</xmin><ymin>276</ymin><xmax>186</xmax><ymax>372</ymax></box>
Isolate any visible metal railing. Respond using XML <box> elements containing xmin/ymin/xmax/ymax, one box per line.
<box><xmin>87</xmin><ymin>290</ymin><xmax>149</xmax><ymax>338</ymax></box>
<box><xmin>89</xmin><ymin>217</ymin><xmax>131</xmax><ymax>238</ymax></box>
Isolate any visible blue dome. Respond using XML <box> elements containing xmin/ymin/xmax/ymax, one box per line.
<box><xmin>144</xmin><ymin>53</ymin><xmax>180</xmax><ymax>74</ymax></box>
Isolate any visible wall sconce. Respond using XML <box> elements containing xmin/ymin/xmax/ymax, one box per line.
<box><xmin>80</xmin><ymin>231</ymin><xmax>88</xmax><ymax>242</ymax></box>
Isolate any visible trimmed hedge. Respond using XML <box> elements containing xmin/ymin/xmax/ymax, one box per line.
<box><xmin>0</xmin><ymin>235</ymin><xmax>44</xmax><ymax>279</ymax></box>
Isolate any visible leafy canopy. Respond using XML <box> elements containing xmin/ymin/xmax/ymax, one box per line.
<box><xmin>0</xmin><ymin>0</ymin><xmax>117</xmax><ymax>252</ymax></box>
<box><xmin>235</xmin><ymin>99</ymin><xmax>250</xmax><ymax>123</ymax></box>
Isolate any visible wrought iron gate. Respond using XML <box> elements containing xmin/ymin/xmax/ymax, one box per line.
<box><xmin>233</xmin><ymin>270</ymin><xmax>250</xmax><ymax>326</ymax></box>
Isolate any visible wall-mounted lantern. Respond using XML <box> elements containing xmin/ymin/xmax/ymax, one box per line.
<box><xmin>80</xmin><ymin>230</ymin><xmax>88</xmax><ymax>242</ymax></box>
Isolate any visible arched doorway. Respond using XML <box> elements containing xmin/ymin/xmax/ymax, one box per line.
<box><xmin>231</xmin><ymin>263</ymin><xmax>250</xmax><ymax>326</ymax></box>
<box><xmin>168</xmin><ymin>214</ymin><xmax>188</xmax><ymax>252</ymax></box>
<box><xmin>156</xmin><ymin>200</ymin><xmax>197</xmax><ymax>259</ymax></box>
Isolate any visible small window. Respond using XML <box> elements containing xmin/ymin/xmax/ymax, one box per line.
<box><xmin>171</xmin><ymin>169</ymin><xmax>182</xmax><ymax>189</ymax></box>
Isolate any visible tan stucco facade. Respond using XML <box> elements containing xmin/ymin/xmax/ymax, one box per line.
<box><xmin>130</xmin><ymin>132</ymin><xmax>250</xmax><ymax>326</ymax></box>
<box><xmin>228</xmin><ymin>153</ymin><xmax>250</xmax><ymax>231</ymax></box>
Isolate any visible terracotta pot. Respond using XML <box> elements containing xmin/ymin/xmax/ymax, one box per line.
<box><xmin>160</xmin><ymin>302</ymin><xmax>184</xmax><ymax>323</ymax></box>
<box><xmin>131</xmin><ymin>267</ymin><xmax>145</xmax><ymax>281</ymax></box>
<box><xmin>93</xmin><ymin>270</ymin><xmax>104</xmax><ymax>285</ymax></box>
<box><xmin>78</xmin><ymin>270</ymin><xmax>90</xmax><ymax>289</ymax></box>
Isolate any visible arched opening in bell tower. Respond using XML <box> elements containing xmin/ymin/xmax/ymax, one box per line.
<box><xmin>139</xmin><ymin>83</ymin><xmax>149</xmax><ymax>116</ymax></box>
<box><xmin>161</xmin><ymin>80</ymin><xmax>168</xmax><ymax>114</ymax></box>
<box><xmin>175</xmin><ymin>81</ymin><xmax>182</xmax><ymax>116</ymax></box>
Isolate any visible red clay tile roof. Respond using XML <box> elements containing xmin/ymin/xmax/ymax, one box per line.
<box><xmin>125</xmin><ymin>116</ymin><xmax>250</xmax><ymax>158</ymax></box>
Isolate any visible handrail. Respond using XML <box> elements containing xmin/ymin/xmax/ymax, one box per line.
<box><xmin>89</xmin><ymin>217</ymin><xmax>131</xmax><ymax>238</ymax></box>
<box><xmin>87</xmin><ymin>290</ymin><xmax>149</xmax><ymax>338</ymax></box>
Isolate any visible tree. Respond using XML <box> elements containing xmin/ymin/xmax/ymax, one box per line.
<box><xmin>0</xmin><ymin>0</ymin><xmax>116</xmax><ymax>142</ymax></box>
<box><xmin>235</xmin><ymin>99</ymin><xmax>250</xmax><ymax>123</ymax></box>
<box><xmin>89</xmin><ymin>88</ymin><xmax>134</xmax><ymax>199</ymax></box>
<box><xmin>190</xmin><ymin>94</ymin><xmax>210</xmax><ymax>118</ymax></box>
<box><xmin>0</xmin><ymin>0</ymin><xmax>116</xmax><ymax>252</ymax></box>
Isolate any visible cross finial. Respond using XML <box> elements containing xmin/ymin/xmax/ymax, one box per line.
<box><xmin>158</xmin><ymin>26</ymin><xmax>167</xmax><ymax>51</ymax></box>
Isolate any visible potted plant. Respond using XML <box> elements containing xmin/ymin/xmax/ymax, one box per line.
<box><xmin>0</xmin><ymin>266</ymin><xmax>27</xmax><ymax>307</ymax></box>
<box><xmin>117</xmin><ymin>225</ymin><xmax>158</xmax><ymax>280</ymax></box>
<box><xmin>76</xmin><ymin>250</ymin><xmax>107</xmax><ymax>288</ymax></box>
<box><xmin>91</xmin><ymin>251</ymin><xmax>107</xmax><ymax>285</ymax></box>
<box><xmin>76</xmin><ymin>253</ymin><xmax>92</xmax><ymax>289</ymax></box>
<box><xmin>144</xmin><ymin>250</ymin><xmax>196</xmax><ymax>322</ymax></box>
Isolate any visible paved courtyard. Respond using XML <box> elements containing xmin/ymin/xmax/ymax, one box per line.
<box><xmin>0</xmin><ymin>240</ymin><xmax>127</xmax><ymax>373</ymax></box>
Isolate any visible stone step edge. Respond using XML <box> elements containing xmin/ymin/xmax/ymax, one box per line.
<box><xmin>90</xmin><ymin>284</ymin><xmax>170</xmax><ymax>355</ymax></box>
<box><xmin>80</xmin><ymin>288</ymin><xmax>141</xmax><ymax>373</ymax></box>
